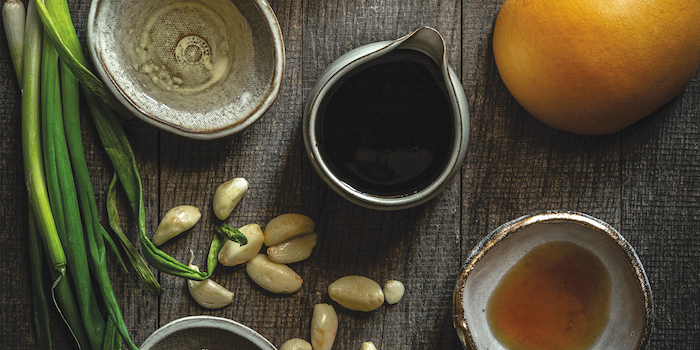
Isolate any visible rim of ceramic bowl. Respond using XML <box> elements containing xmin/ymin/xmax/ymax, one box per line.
<box><xmin>303</xmin><ymin>27</ymin><xmax>470</xmax><ymax>210</ymax></box>
<box><xmin>140</xmin><ymin>315</ymin><xmax>277</xmax><ymax>350</ymax></box>
<box><xmin>453</xmin><ymin>210</ymin><xmax>654</xmax><ymax>350</ymax></box>
<box><xmin>86</xmin><ymin>0</ymin><xmax>285</xmax><ymax>140</ymax></box>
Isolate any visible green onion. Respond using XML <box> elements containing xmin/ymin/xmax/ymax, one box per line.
<box><xmin>107</xmin><ymin>175</ymin><xmax>164</xmax><ymax>295</ymax></box>
<box><xmin>102</xmin><ymin>318</ymin><xmax>122</xmax><ymax>350</ymax></box>
<box><xmin>42</xmin><ymin>27</ymin><xmax>104</xmax><ymax>350</ymax></box>
<box><xmin>33</xmin><ymin>3</ymin><xmax>144</xmax><ymax>349</ymax></box>
<box><xmin>12</xmin><ymin>0</ymin><xmax>141</xmax><ymax>348</ymax></box>
<box><xmin>20</xmin><ymin>12</ymin><xmax>87</xmax><ymax>347</ymax></box>
<box><xmin>68</xmin><ymin>96</ymin><xmax>138</xmax><ymax>350</ymax></box>
<box><xmin>2</xmin><ymin>0</ymin><xmax>25</xmax><ymax>86</ymax></box>
<box><xmin>88</xmin><ymin>98</ymin><xmax>217</xmax><ymax>281</ymax></box>
<box><xmin>44</xmin><ymin>32</ymin><xmax>111</xmax><ymax>350</ymax></box>
<box><xmin>21</xmin><ymin>2</ymin><xmax>78</xmax><ymax>348</ymax></box>
<box><xmin>28</xmin><ymin>209</ymin><xmax>52</xmax><ymax>350</ymax></box>
<box><xmin>49</xmin><ymin>261</ymin><xmax>92</xmax><ymax>350</ymax></box>
<box><xmin>23</xmin><ymin>0</ymin><xmax>65</xmax><ymax>277</ymax></box>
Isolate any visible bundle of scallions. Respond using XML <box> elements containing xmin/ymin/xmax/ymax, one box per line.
<box><xmin>3</xmin><ymin>0</ymin><xmax>247</xmax><ymax>349</ymax></box>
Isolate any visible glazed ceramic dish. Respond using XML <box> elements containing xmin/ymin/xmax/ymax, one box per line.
<box><xmin>303</xmin><ymin>27</ymin><xmax>470</xmax><ymax>210</ymax></box>
<box><xmin>87</xmin><ymin>0</ymin><xmax>284</xmax><ymax>139</ymax></box>
<box><xmin>140</xmin><ymin>315</ymin><xmax>277</xmax><ymax>350</ymax></box>
<box><xmin>453</xmin><ymin>211</ymin><xmax>653</xmax><ymax>350</ymax></box>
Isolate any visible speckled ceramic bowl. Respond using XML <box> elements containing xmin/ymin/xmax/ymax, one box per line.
<box><xmin>453</xmin><ymin>211</ymin><xmax>653</xmax><ymax>350</ymax></box>
<box><xmin>140</xmin><ymin>315</ymin><xmax>277</xmax><ymax>350</ymax></box>
<box><xmin>87</xmin><ymin>0</ymin><xmax>284</xmax><ymax>139</ymax></box>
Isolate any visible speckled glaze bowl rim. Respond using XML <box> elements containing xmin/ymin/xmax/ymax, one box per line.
<box><xmin>86</xmin><ymin>0</ymin><xmax>285</xmax><ymax>140</ymax></box>
<box><xmin>302</xmin><ymin>26</ymin><xmax>470</xmax><ymax>211</ymax></box>
<box><xmin>452</xmin><ymin>210</ymin><xmax>654</xmax><ymax>350</ymax></box>
<box><xmin>140</xmin><ymin>315</ymin><xmax>277</xmax><ymax>350</ymax></box>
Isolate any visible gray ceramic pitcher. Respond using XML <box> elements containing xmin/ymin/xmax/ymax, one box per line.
<box><xmin>303</xmin><ymin>27</ymin><xmax>470</xmax><ymax>210</ymax></box>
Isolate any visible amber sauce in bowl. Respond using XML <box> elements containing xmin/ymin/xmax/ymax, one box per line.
<box><xmin>453</xmin><ymin>211</ymin><xmax>653</xmax><ymax>350</ymax></box>
<box><xmin>487</xmin><ymin>241</ymin><xmax>611</xmax><ymax>350</ymax></box>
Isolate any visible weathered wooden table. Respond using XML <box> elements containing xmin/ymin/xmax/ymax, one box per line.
<box><xmin>1</xmin><ymin>0</ymin><xmax>698</xmax><ymax>349</ymax></box>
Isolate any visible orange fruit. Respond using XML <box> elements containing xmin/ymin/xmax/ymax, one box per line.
<box><xmin>492</xmin><ymin>0</ymin><xmax>700</xmax><ymax>135</ymax></box>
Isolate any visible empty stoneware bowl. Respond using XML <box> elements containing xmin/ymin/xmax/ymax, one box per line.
<box><xmin>87</xmin><ymin>0</ymin><xmax>284</xmax><ymax>139</ymax></box>
<box><xmin>140</xmin><ymin>315</ymin><xmax>277</xmax><ymax>350</ymax></box>
<box><xmin>453</xmin><ymin>211</ymin><xmax>653</xmax><ymax>350</ymax></box>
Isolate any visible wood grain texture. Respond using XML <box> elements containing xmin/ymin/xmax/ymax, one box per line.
<box><xmin>0</xmin><ymin>0</ymin><xmax>698</xmax><ymax>349</ymax></box>
<box><xmin>620</xmin><ymin>77</ymin><xmax>700</xmax><ymax>349</ymax></box>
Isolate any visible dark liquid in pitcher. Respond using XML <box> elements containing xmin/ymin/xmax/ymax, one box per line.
<box><xmin>316</xmin><ymin>49</ymin><xmax>454</xmax><ymax>197</ymax></box>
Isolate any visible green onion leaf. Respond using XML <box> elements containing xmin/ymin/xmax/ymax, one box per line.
<box><xmin>107</xmin><ymin>174</ymin><xmax>165</xmax><ymax>295</ymax></box>
<box><xmin>216</xmin><ymin>224</ymin><xmax>249</xmax><ymax>245</ymax></box>
<box><xmin>28</xmin><ymin>209</ymin><xmax>52</xmax><ymax>350</ymax></box>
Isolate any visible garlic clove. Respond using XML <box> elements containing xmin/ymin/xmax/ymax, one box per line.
<box><xmin>328</xmin><ymin>275</ymin><xmax>384</xmax><ymax>312</ymax></box>
<box><xmin>311</xmin><ymin>303</ymin><xmax>338</xmax><ymax>350</ymax></box>
<box><xmin>245</xmin><ymin>254</ymin><xmax>303</xmax><ymax>294</ymax></box>
<box><xmin>213</xmin><ymin>178</ymin><xmax>248</xmax><ymax>220</ymax></box>
<box><xmin>267</xmin><ymin>231</ymin><xmax>318</xmax><ymax>264</ymax></box>
<box><xmin>187</xmin><ymin>262</ymin><xmax>234</xmax><ymax>309</ymax></box>
<box><xmin>383</xmin><ymin>280</ymin><xmax>405</xmax><ymax>305</ymax></box>
<box><xmin>360</xmin><ymin>341</ymin><xmax>378</xmax><ymax>350</ymax></box>
<box><xmin>263</xmin><ymin>213</ymin><xmax>315</xmax><ymax>246</ymax></box>
<box><xmin>152</xmin><ymin>205</ymin><xmax>201</xmax><ymax>246</ymax></box>
<box><xmin>219</xmin><ymin>223</ymin><xmax>265</xmax><ymax>266</ymax></box>
<box><xmin>279</xmin><ymin>338</ymin><xmax>312</xmax><ymax>350</ymax></box>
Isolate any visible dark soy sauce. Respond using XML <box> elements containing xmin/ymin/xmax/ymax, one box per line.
<box><xmin>316</xmin><ymin>49</ymin><xmax>454</xmax><ymax>197</ymax></box>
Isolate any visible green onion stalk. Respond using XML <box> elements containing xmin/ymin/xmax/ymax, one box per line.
<box><xmin>21</xmin><ymin>0</ymin><xmax>89</xmax><ymax>348</ymax></box>
<box><xmin>8</xmin><ymin>2</ymin><xmax>49</xmax><ymax>347</ymax></box>
<box><xmin>43</xmin><ymin>30</ymin><xmax>115</xmax><ymax>350</ymax></box>
<box><xmin>28</xmin><ymin>209</ymin><xmax>52</xmax><ymax>350</ymax></box>
<box><xmin>107</xmin><ymin>176</ymin><xmax>165</xmax><ymax>296</ymax></box>
<box><xmin>22</xmin><ymin>0</ymin><xmax>65</xmax><ymax>282</ymax></box>
<box><xmin>11</xmin><ymin>0</ymin><xmax>131</xmax><ymax>348</ymax></box>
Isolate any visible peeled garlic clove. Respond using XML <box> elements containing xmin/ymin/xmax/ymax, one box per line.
<box><xmin>187</xmin><ymin>263</ymin><xmax>234</xmax><ymax>309</ymax></box>
<box><xmin>213</xmin><ymin>178</ymin><xmax>248</xmax><ymax>220</ymax></box>
<box><xmin>245</xmin><ymin>254</ymin><xmax>303</xmax><ymax>294</ymax></box>
<box><xmin>360</xmin><ymin>341</ymin><xmax>378</xmax><ymax>350</ymax></box>
<box><xmin>383</xmin><ymin>280</ymin><xmax>405</xmax><ymax>305</ymax></box>
<box><xmin>267</xmin><ymin>231</ymin><xmax>318</xmax><ymax>264</ymax></box>
<box><xmin>152</xmin><ymin>205</ymin><xmax>201</xmax><ymax>246</ymax></box>
<box><xmin>280</xmin><ymin>338</ymin><xmax>312</xmax><ymax>350</ymax></box>
<box><xmin>219</xmin><ymin>223</ymin><xmax>264</xmax><ymax>266</ymax></box>
<box><xmin>328</xmin><ymin>275</ymin><xmax>384</xmax><ymax>312</ymax></box>
<box><xmin>263</xmin><ymin>213</ymin><xmax>315</xmax><ymax>246</ymax></box>
<box><xmin>311</xmin><ymin>303</ymin><xmax>338</xmax><ymax>350</ymax></box>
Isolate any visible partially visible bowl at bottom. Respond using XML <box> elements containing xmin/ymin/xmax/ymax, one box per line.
<box><xmin>140</xmin><ymin>315</ymin><xmax>277</xmax><ymax>350</ymax></box>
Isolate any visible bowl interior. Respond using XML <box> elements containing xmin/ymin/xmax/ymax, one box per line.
<box><xmin>140</xmin><ymin>316</ymin><xmax>276</xmax><ymax>350</ymax></box>
<box><xmin>89</xmin><ymin>0</ymin><xmax>283</xmax><ymax>138</ymax></box>
<box><xmin>456</xmin><ymin>214</ymin><xmax>651</xmax><ymax>350</ymax></box>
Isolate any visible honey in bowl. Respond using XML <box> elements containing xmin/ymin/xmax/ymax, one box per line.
<box><xmin>487</xmin><ymin>241</ymin><xmax>611</xmax><ymax>350</ymax></box>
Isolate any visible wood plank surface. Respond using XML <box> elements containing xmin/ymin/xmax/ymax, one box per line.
<box><xmin>1</xmin><ymin>0</ymin><xmax>698</xmax><ymax>349</ymax></box>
